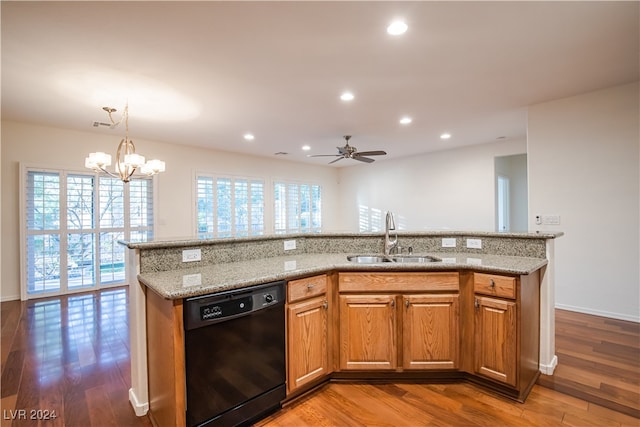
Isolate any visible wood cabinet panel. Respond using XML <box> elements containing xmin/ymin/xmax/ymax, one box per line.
<box><xmin>339</xmin><ymin>294</ymin><xmax>397</xmax><ymax>370</ymax></box>
<box><xmin>474</xmin><ymin>295</ymin><xmax>517</xmax><ymax>387</ymax></box>
<box><xmin>288</xmin><ymin>274</ymin><xmax>328</xmax><ymax>303</ymax></box>
<box><xmin>403</xmin><ymin>294</ymin><xmax>459</xmax><ymax>370</ymax></box>
<box><xmin>287</xmin><ymin>296</ymin><xmax>329</xmax><ymax>393</ymax></box>
<box><xmin>473</xmin><ymin>273</ymin><xmax>516</xmax><ymax>299</ymax></box>
<box><xmin>339</xmin><ymin>272</ymin><xmax>459</xmax><ymax>293</ymax></box>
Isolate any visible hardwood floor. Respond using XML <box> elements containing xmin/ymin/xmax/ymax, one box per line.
<box><xmin>1</xmin><ymin>290</ymin><xmax>638</xmax><ymax>426</ymax></box>
<box><xmin>537</xmin><ymin>309</ymin><xmax>640</xmax><ymax>418</ymax></box>
<box><xmin>1</xmin><ymin>288</ymin><xmax>152</xmax><ymax>427</ymax></box>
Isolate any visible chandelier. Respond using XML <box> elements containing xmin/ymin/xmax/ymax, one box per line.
<box><xmin>85</xmin><ymin>104</ymin><xmax>165</xmax><ymax>182</ymax></box>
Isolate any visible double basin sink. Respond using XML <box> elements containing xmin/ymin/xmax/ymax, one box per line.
<box><xmin>347</xmin><ymin>254</ymin><xmax>440</xmax><ymax>264</ymax></box>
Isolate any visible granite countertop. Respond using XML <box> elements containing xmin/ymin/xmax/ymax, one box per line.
<box><xmin>138</xmin><ymin>252</ymin><xmax>548</xmax><ymax>300</ymax></box>
<box><xmin>124</xmin><ymin>230</ymin><xmax>563</xmax><ymax>250</ymax></box>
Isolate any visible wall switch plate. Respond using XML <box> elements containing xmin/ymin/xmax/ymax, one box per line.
<box><xmin>466</xmin><ymin>238</ymin><xmax>482</xmax><ymax>249</ymax></box>
<box><xmin>542</xmin><ymin>214</ymin><xmax>561</xmax><ymax>225</ymax></box>
<box><xmin>182</xmin><ymin>248</ymin><xmax>201</xmax><ymax>262</ymax></box>
<box><xmin>442</xmin><ymin>238</ymin><xmax>457</xmax><ymax>248</ymax></box>
<box><xmin>284</xmin><ymin>240</ymin><xmax>296</xmax><ymax>250</ymax></box>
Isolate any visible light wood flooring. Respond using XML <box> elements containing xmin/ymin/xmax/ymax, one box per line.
<box><xmin>1</xmin><ymin>288</ymin><xmax>638</xmax><ymax>426</ymax></box>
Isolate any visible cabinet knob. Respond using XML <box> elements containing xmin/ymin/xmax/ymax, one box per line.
<box><xmin>390</xmin><ymin>299</ymin><xmax>395</xmax><ymax>307</ymax></box>
<box><xmin>307</xmin><ymin>283</ymin><xmax>315</xmax><ymax>289</ymax></box>
<box><xmin>405</xmin><ymin>299</ymin><xmax>410</xmax><ymax>308</ymax></box>
<box><xmin>323</xmin><ymin>300</ymin><xmax>328</xmax><ymax>310</ymax></box>
<box><xmin>490</xmin><ymin>279</ymin><xmax>496</xmax><ymax>288</ymax></box>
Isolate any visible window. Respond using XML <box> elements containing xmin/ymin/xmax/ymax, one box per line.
<box><xmin>23</xmin><ymin>168</ymin><xmax>153</xmax><ymax>299</ymax></box>
<box><xmin>196</xmin><ymin>175</ymin><xmax>264</xmax><ymax>238</ymax></box>
<box><xmin>274</xmin><ymin>181</ymin><xmax>321</xmax><ymax>233</ymax></box>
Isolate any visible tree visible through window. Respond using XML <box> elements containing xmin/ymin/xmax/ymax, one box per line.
<box><xmin>24</xmin><ymin>169</ymin><xmax>153</xmax><ymax>298</ymax></box>
<box><xmin>274</xmin><ymin>181</ymin><xmax>321</xmax><ymax>233</ymax></box>
<box><xmin>196</xmin><ymin>175</ymin><xmax>264</xmax><ymax>238</ymax></box>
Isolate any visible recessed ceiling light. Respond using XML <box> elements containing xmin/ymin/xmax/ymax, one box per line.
<box><xmin>400</xmin><ymin>117</ymin><xmax>412</xmax><ymax>125</ymax></box>
<box><xmin>340</xmin><ymin>92</ymin><xmax>354</xmax><ymax>101</ymax></box>
<box><xmin>440</xmin><ymin>133</ymin><xmax>451</xmax><ymax>140</ymax></box>
<box><xmin>387</xmin><ymin>20</ymin><xmax>408</xmax><ymax>36</ymax></box>
<box><xmin>244</xmin><ymin>133</ymin><xmax>255</xmax><ymax>141</ymax></box>
<box><xmin>302</xmin><ymin>145</ymin><xmax>311</xmax><ymax>151</ymax></box>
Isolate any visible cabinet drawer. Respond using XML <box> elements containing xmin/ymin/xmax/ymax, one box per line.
<box><xmin>339</xmin><ymin>272</ymin><xmax>459</xmax><ymax>293</ymax></box>
<box><xmin>288</xmin><ymin>274</ymin><xmax>327</xmax><ymax>303</ymax></box>
<box><xmin>474</xmin><ymin>273</ymin><xmax>516</xmax><ymax>299</ymax></box>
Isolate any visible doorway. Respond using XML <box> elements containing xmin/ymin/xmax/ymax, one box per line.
<box><xmin>494</xmin><ymin>154</ymin><xmax>528</xmax><ymax>232</ymax></box>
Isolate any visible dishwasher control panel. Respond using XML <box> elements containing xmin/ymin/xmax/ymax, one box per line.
<box><xmin>184</xmin><ymin>281</ymin><xmax>285</xmax><ymax>330</ymax></box>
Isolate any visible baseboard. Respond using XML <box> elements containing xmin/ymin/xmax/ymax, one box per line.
<box><xmin>129</xmin><ymin>388</ymin><xmax>149</xmax><ymax>417</ymax></box>
<box><xmin>539</xmin><ymin>355</ymin><xmax>558</xmax><ymax>375</ymax></box>
<box><xmin>556</xmin><ymin>304</ymin><xmax>640</xmax><ymax>323</ymax></box>
<box><xmin>1</xmin><ymin>294</ymin><xmax>20</xmax><ymax>302</ymax></box>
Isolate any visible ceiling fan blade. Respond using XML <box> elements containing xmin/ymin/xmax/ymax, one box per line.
<box><xmin>355</xmin><ymin>150</ymin><xmax>387</xmax><ymax>156</ymax></box>
<box><xmin>308</xmin><ymin>154</ymin><xmax>342</xmax><ymax>158</ymax></box>
<box><xmin>353</xmin><ymin>156</ymin><xmax>375</xmax><ymax>163</ymax></box>
<box><xmin>328</xmin><ymin>157</ymin><xmax>344</xmax><ymax>164</ymax></box>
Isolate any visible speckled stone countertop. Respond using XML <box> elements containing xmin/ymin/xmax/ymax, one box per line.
<box><xmin>138</xmin><ymin>252</ymin><xmax>548</xmax><ymax>300</ymax></box>
<box><xmin>125</xmin><ymin>231</ymin><xmax>563</xmax><ymax>250</ymax></box>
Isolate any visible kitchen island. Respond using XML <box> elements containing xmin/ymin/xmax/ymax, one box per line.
<box><xmin>122</xmin><ymin>231</ymin><xmax>561</xmax><ymax>425</ymax></box>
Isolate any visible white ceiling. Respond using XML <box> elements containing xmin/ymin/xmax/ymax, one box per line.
<box><xmin>2</xmin><ymin>1</ymin><xmax>638</xmax><ymax>166</ymax></box>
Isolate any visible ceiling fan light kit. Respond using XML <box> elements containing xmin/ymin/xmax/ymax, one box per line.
<box><xmin>308</xmin><ymin>135</ymin><xmax>387</xmax><ymax>165</ymax></box>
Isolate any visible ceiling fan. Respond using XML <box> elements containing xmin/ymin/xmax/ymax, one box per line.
<box><xmin>308</xmin><ymin>135</ymin><xmax>387</xmax><ymax>164</ymax></box>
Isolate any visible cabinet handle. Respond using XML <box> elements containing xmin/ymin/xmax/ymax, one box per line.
<box><xmin>475</xmin><ymin>298</ymin><xmax>480</xmax><ymax>310</ymax></box>
<box><xmin>405</xmin><ymin>299</ymin><xmax>410</xmax><ymax>308</ymax></box>
<box><xmin>490</xmin><ymin>279</ymin><xmax>496</xmax><ymax>288</ymax></box>
<box><xmin>323</xmin><ymin>300</ymin><xmax>328</xmax><ymax>310</ymax></box>
<box><xmin>390</xmin><ymin>299</ymin><xmax>395</xmax><ymax>307</ymax></box>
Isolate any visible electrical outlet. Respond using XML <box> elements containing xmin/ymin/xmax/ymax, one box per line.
<box><xmin>182</xmin><ymin>248</ymin><xmax>201</xmax><ymax>262</ymax></box>
<box><xmin>442</xmin><ymin>238</ymin><xmax>456</xmax><ymax>248</ymax></box>
<box><xmin>284</xmin><ymin>240</ymin><xmax>296</xmax><ymax>250</ymax></box>
<box><xmin>466</xmin><ymin>238</ymin><xmax>482</xmax><ymax>249</ymax></box>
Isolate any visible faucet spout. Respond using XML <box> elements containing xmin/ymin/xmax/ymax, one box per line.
<box><xmin>384</xmin><ymin>211</ymin><xmax>398</xmax><ymax>256</ymax></box>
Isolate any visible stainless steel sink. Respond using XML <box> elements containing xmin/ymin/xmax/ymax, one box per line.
<box><xmin>390</xmin><ymin>255</ymin><xmax>439</xmax><ymax>263</ymax></box>
<box><xmin>347</xmin><ymin>255</ymin><xmax>439</xmax><ymax>264</ymax></box>
<box><xmin>346</xmin><ymin>255</ymin><xmax>392</xmax><ymax>263</ymax></box>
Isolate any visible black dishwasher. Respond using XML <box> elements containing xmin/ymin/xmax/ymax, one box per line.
<box><xmin>183</xmin><ymin>281</ymin><xmax>286</xmax><ymax>427</ymax></box>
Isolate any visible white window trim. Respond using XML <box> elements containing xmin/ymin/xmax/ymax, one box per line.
<box><xmin>194</xmin><ymin>171</ymin><xmax>266</xmax><ymax>238</ymax></box>
<box><xmin>273</xmin><ymin>179</ymin><xmax>322</xmax><ymax>234</ymax></box>
<box><xmin>19</xmin><ymin>163</ymin><xmax>156</xmax><ymax>300</ymax></box>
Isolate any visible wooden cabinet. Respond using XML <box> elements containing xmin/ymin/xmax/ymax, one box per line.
<box><xmin>286</xmin><ymin>274</ymin><xmax>330</xmax><ymax>394</ymax></box>
<box><xmin>474</xmin><ymin>295</ymin><xmax>516</xmax><ymax>386</ymax></box>
<box><xmin>339</xmin><ymin>294</ymin><xmax>397</xmax><ymax>370</ymax></box>
<box><xmin>472</xmin><ymin>272</ymin><xmax>540</xmax><ymax>399</ymax></box>
<box><xmin>338</xmin><ymin>272</ymin><xmax>459</xmax><ymax>371</ymax></box>
<box><xmin>404</xmin><ymin>293</ymin><xmax>459</xmax><ymax>370</ymax></box>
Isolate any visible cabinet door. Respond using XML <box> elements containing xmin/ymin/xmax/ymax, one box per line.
<box><xmin>474</xmin><ymin>295</ymin><xmax>517</xmax><ymax>387</ymax></box>
<box><xmin>287</xmin><ymin>296</ymin><xmax>329</xmax><ymax>393</ymax></box>
<box><xmin>403</xmin><ymin>294</ymin><xmax>459</xmax><ymax>370</ymax></box>
<box><xmin>339</xmin><ymin>294</ymin><xmax>396</xmax><ymax>370</ymax></box>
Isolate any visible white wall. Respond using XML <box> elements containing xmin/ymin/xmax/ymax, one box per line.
<box><xmin>336</xmin><ymin>139</ymin><xmax>527</xmax><ymax>232</ymax></box>
<box><xmin>1</xmin><ymin>121</ymin><xmax>340</xmax><ymax>300</ymax></box>
<box><xmin>528</xmin><ymin>82</ymin><xmax>640</xmax><ymax>322</ymax></box>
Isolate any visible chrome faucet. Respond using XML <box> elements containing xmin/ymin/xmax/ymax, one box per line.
<box><xmin>384</xmin><ymin>211</ymin><xmax>398</xmax><ymax>256</ymax></box>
